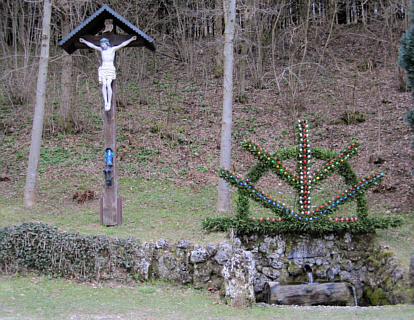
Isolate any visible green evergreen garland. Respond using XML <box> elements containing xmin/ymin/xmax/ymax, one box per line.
<box><xmin>203</xmin><ymin>119</ymin><xmax>402</xmax><ymax>235</ymax></box>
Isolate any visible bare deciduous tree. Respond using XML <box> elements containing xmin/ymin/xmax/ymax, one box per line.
<box><xmin>57</xmin><ymin>0</ymin><xmax>73</xmax><ymax>133</ymax></box>
<box><xmin>217</xmin><ymin>0</ymin><xmax>236</xmax><ymax>213</ymax></box>
<box><xmin>214</xmin><ymin>0</ymin><xmax>224</xmax><ymax>77</ymax></box>
<box><xmin>24</xmin><ymin>0</ymin><xmax>52</xmax><ymax>207</ymax></box>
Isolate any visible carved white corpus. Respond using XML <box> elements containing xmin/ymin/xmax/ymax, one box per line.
<box><xmin>79</xmin><ymin>36</ymin><xmax>136</xmax><ymax>111</ymax></box>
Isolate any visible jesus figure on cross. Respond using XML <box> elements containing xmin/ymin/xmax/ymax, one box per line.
<box><xmin>79</xmin><ymin>36</ymin><xmax>137</xmax><ymax>111</ymax></box>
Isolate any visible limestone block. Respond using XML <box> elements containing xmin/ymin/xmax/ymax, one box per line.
<box><xmin>327</xmin><ymin>265</ymin><xmax>340</xmax><ymax>280</ymax></box>
<box><xmin>206</xmin><ymin>243</ymin><xmax>218</xmax><ymax>256</ymax></box>
<box><xmin>193</xmin><ymin>262</ymin><xmax>212</xmax><ymax>289</ymax></box>
<box><xmin>262</xmin><ymin>267</ymin><xmax>280</xmax><ymax>280</ymax></box>
<box><xmin>156</xmin><ymin>238</ymin><xmax>168</xmax><ymax>249</ymax></box>
<box><xmin>222</xmin><ymin>248</ymin><xmax>256</xmax><ymax>307</ymax></box>
<box><xmin>214</xmin><ymin>243</ymin><xmax>233</xmax><ymax>265</ymax></box>
<box><xmin>286</xmin><ymin>239</ymin><xmax>326</xmax><ymax>259</ymax></box>
<box><xmin>153</xmin><ymin>249</ymin><xmax>192</xmax><ymax>284</ymax></box>
<box><xmin>190</xmin><ymin>246</ymin><xmax>208</xmax><ymax>264</ymax></box>
<box><xmin>132</xmin><ymin>247</ymin><xmax>152</xmax><ymax>281</ymax></box>
<box><xmin>254</xmin><ymin>273</ymin><xmax>269</xmax><ymax>293</ymax></box>
<box><xmin>177</xmin><ymin>240</ymin><xmax>190</xmax><ymax>249</ymax></box>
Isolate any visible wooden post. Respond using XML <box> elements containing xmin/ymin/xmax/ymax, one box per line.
<box><xmin>58</xmin><ymin>5</ymin><xmax>155</xmax><ymax>227</ymax></box>
<box><xmin>102</xmin><ymin>80</ymin><xmax>121</xmax><ymax>226</ymax></box>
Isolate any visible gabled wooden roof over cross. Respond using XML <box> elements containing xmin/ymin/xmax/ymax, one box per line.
<box><xmin>58</xmin><ymin>4</ymin><xmax>155</xmax><ymax>54</ymax></box>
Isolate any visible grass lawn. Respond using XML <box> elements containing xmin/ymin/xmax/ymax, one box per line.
<box><xmin>1</xmin><ymin>276</ymin><xmax>413</xmax><ymax>320</ymax></box>
<box><xmin>0</xmin><ymin>177</ymin><xmax>413</xmax><ymax>319</ymax></box>
<box><xmin>0</xmin><ymin>177</ymin><xmax>229</xmax><ymax>244</ymax></box>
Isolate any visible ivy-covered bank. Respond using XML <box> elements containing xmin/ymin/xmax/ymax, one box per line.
<box><xmin>0</xmin><ymin>223</ymin><xmax>412</xmax><ymax>306</ymax></box>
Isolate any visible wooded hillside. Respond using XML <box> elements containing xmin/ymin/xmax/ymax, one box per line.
<box><xmin>0</xmin><ymin>0</ymin><xmax>412</xmax><ymax>214</ymax></box>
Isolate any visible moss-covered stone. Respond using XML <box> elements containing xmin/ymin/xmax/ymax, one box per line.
<box><xmin>287</xmin><ymin>264</ymin><xmax>303</xmax><ymax>277</ymax></box>
<box><xmin>383</xmin><ymin>277</ymin><xmax>393</xmax><ymax>291</ymax></box>
<box><xmin>346</xmin><ymin>251</ymin><xmax>363</xmax><ymax>261</ymax></box>
<box><xmin>364</xmin><ymin>287</ymin><xmax>388</xmax><ymax>305</ymax></box>
<box><xmin>378</xmin><ymin>250</ymin><xmax>394</xmax><ymax>261</ymax></box>
<box><xmin>276</xmin><ymin>269</ymin><xmax>290</xmax><ymax>284</ymax></box>
<box><xmin>366</xmin><ymin>256</ymin><xmax>382</xmax><ymax>271</ymax></box>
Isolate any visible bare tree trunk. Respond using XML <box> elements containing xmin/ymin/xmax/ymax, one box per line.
<box><xmin>217</xmin><ymin>0</ymin><xmax>235</xmax><ymax>213</ymax></box>
<box><xmin>24</xmin><ymin>0</ymin><xmax>52</xmax><ymax>207</ymax></box>
<box><xmin>361</xmin><ymin>0</ymin><xmax>368</xmax><ymax>26</ymax></box>
<box><xmin>239</xmin><ymin>0</ymin><xmax>251</xmax><ymax>98</ymax></box>
<box><xmin>253</xmin><ymin>1</ymin><xmax>264</xmax><ymax>89</ymax></box>
<box><xmin>214</xmin><ymin>0</ymin><xmax>224</xmax><ymax>77</ymax></box>
<box><xmin>352</xmin><ymin>0</ymin><xmax>357</xmax><ymax>23</ymax></box>
<box><xmin>298</xmin><ymin>0</ymin><xmax>311</xmax><ymax>77</ymax></box>
<box><xmin>59</xmin><ymin>2</ymin><xmax>73</xmax><ymax>132</ymax></box>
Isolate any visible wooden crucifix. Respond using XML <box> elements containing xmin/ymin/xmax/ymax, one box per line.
<box><xmin>59</xmin><ymin>5</ymin><xmax>155</xmax><ymax>226</ymax></box>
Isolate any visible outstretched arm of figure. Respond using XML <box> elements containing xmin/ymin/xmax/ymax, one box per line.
<box><xmin>79</xmin><ymin>38</ymin><xmax>101</xmax><ymax>51</ymax></box>
<box><xmin>112</xmin><ymin>36</ymin><xmax>137</xmax><ymax>51</ymax></box>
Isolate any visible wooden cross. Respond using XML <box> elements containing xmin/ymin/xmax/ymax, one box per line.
<box><xmin>59</xmin><ymin>5</ymin><xmax>155</xmax><ymax>226</ymax></box>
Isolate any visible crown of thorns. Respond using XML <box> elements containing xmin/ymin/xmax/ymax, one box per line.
<box><xmin>100</xmin><ymin>38</ymin><xmax>110</xmax><ymax>44</ymax></box>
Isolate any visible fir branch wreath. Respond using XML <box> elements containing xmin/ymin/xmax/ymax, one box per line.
<box><xmin>203</xmin><ymin>119</ymin><xmax>402</xmax><ymax>235</ymax></box>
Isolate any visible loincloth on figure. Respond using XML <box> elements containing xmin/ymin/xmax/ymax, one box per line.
<box><xmin>98</xmin><ymin>65</ymin><xmax>116</xmax><ymax>83</ymax></box>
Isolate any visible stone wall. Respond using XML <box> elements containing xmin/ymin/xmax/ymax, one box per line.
<box><xmin>0</xmin><ymin>223</ymin><xmax>412</xmax><ymax>306</ymax></box>
<box><xmin>239</xmin><ymin>233</ymin><xmax>412</xmax><ymax>305</ymax></box>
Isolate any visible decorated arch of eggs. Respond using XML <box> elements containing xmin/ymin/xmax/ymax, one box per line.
<box><xmin>219</xmin><ymin>119</ymin><xmax>383</xmax><ymax>225</ymax></box>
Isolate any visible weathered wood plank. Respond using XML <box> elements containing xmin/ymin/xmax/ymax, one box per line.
<box><xmin>263</xmin><ymin>281</ymin><xmax>355</xmax><ymax>306</ymax></box>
